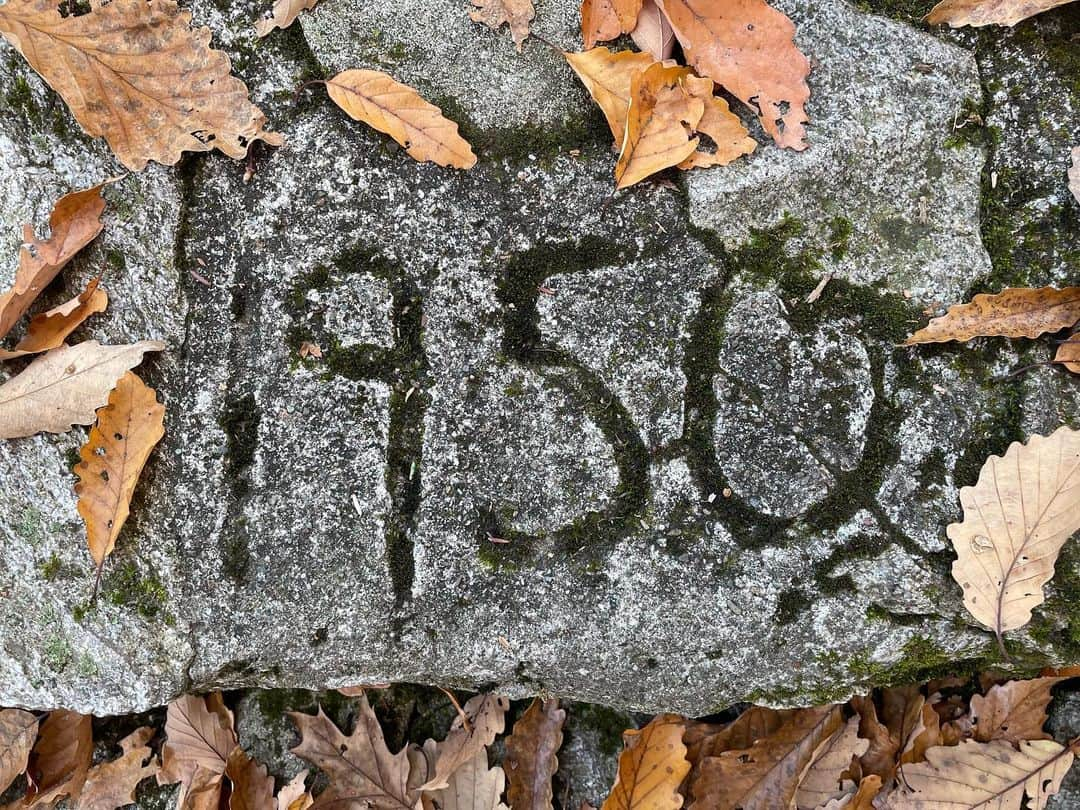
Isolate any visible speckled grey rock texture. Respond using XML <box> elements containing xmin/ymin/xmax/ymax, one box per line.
<box><xmin>1</xmin><ymin>0</ymin><xmax>1080</xmax><ymax>716</ymax></box>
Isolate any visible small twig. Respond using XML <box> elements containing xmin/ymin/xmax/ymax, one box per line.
<box><xmin>91</xmin><ymin>562</ymin><xmax>104</xmax><ymax>603</ymax></box>
<box><xmin>293</xmin><ymin>78</ymin><xmax>328</xmax><ymax>106</ymax></box>
<box><xmin>527</xmin><ymin>32</ymin><xmax>563</xmax><ymax>55</ymax></box>
<box><xmin>439</xmin><ymin>687</ymin><xmax>471</xmax><ymax>731</ymax></box>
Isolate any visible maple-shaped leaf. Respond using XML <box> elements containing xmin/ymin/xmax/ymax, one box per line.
<box><xmin>420</xmin><ymin>693</ymin><xmax>509</xmax><ymax>792</ymax></box>
<box><xmin>905</xmin><ymin>287</ymin><xmax>1080</xmax><ymax>344</ymax></box>
<box><xmin>0</xmin><ymin>0</ymin><xmax>282</xmax><ymax>170</ymax></box>
<box><xmin>876</xmin><ymin>739</ymin><xmax>1075</xmax><ymax>809</ymax></box>
<box><xmin>0</xmin><ymin>277</ymin><xmax>108</xmax><ymax>362</ymax></box>
<box><xmin>676</xmin><ymin>74</ymin><xmax>756</xmax><ymax>170</ymax></box>
<box><xmin>74</xmin><ymin>727</ymin><xmax>159</xmax><ymax>810</ymax></box>
<box><xmin>581</xmin><ymin>0</ymin><xmax>643</xmax><ymax>50</ymax></box>
<box><xmin>25</xmin><ymin>711</ymin><xmax>93</xmax><ymax>809</ymax></box>
<box><xmin>926</xmin><ymin>0</ymin><xmax>1075</xmax><ymax>26</ymax></box>
<box><xmin>225</xmin><ymin>747</ymin><xmax>274</xmax><ymax>810</ymax></box>
<box><xmin>949</xmin><ymin>426</ymin><xmax>1080</xmax><ymax>653</ymax></box>
<box><xmin>601</xmin><ymin>714</ymin><xmax>689</xmax><ymax>810</ymax></box>
<box><xmin>564</xmin><ymin>47</ymin><xmax>655</xmax><ymax>146</ymax></box>
<box><xmin>322</xmin><ymin>70</ymin><xmax>477</xmax><ymax>169</ymax></box>
<box><xmin>1070</xmin><ymin>146</ymin><xmax>1080</xmax><ymax>205</ymax></box>
<box><xmin>689</xmin><ymin>705</ymin><xmax>843</xmax><ymax>810</ymax></box>
<box><xmin>969</xmin><ymin>677</ymin><xmax>1064</xmax><ymax>744</ymax></box>
<box><xmin>630</xmin><ymin>0</ymin><xmax>674</xmax><ymax>61</ymax></box>
<box><xmin>158</xmin><ymin>693</ymin><xmax>237</xmax><ymax>810</ymax></box>
<box><xmin>615</xmin><ymin>63</ymin><xmax>703</xmax><ymax>189</ymax></box>
<box><xmin>1055</xmin><ymin>335</ymin><xmax>1080</xmax><ymax>373</ymax></box>
<box><xmin>75</xmin><ymin>371</ymin><xmax>166</xmax><ymax>594</ymax></box>
<box><xmin>254</xmin><ymin>0</ymin><xmax>320</xmax><ymax>37</ymax></box>
<box><xmin>289</xmin><ymin>695</ymin><xmax>420</xmax><ymax>810</ymax></box>
<box><xmin>428</xmin><ymin>751</ymin><xmax>508</xmax><ymax>810</ymax></box>
<box><xmin>503</xmin><ymin>698</ymin><xmax>565</xmax><ymax>810</ymax></box>
<box><xmin>0</xmin><ymin>710</ymin><xmax>38</xmax><ymax>796</ymax></box>
<box><xmin>0</xmin><ymin>340</ymin><xmax>164</xmax><ymax>440</ymax></box>
<box><xmin>277</xmin><ymin>771</ymin><xmax>313</xmax><ymax>810</ymax></box>
<box><xmin>794</xmin><ymin>716</ymin><xmax>868</xmax><ymax>810</ymax></box>
<box><xmin>655</xmin><ymin>0</ymin><xmax>811</xmax><ymax>150</ymax></box>
<box><xmin>470</xmin><ymin>0</ymin><xmax>535</xmax><ymax>52</ymax></box>
<box><xmin>0</xmin><ymin>184</ymin><xmax>107</xmax><ymax>344</ymax></box>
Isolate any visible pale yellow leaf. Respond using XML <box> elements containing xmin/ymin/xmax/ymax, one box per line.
<box><xmin>926</xmin><ymin>0</ymin><xmax>1076</xmax><ymax>26</ymax></box>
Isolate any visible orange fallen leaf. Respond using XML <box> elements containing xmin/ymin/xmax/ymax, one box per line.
<box><xmin>323</xmin><ymin>70</ymin><xmax>477</xmax><ymax>169</ymax></box>
<box><xmin>1054</xmin><ymin>335</ymin><xmax>1080</xmax><ymax>372</ymax></box>
<box><xmin>581</xmin><ymin>0</ymin><xmax>643</xmax><ymax>50</ymax></box>
<box><xmin>470</xmin><ymin>0</ymin><xmax>535</xmax><ymax>52</ymax></box>
<box><xmin>75</xmin><ymin>727</ymin><xmax>159</xmax><ymax>810</ymax></box>
<box><xmin>676</xmin><ymin>75</ymin><xmax>756</xmax><ymax>170</ymax></box>
<box><xmin>503</xmin><ymin>698</ymin><xmax>565</xmax><ymax>810</ymax></box>
<box><xmin>0</xmin><ymin>0</ymin><xmax>281</xmax><ymax>170</ymax></box>
<box><xmin>905</xmin><ymin>287</ymin><xmax>1080</xmax><ymax>344</ymax></box>
<box><xmin>0</xmin><ymin>710</ymin><xmax>38</xmax><ymax>796</ymax></box>
<box><xmin>24</xmin><ymin>711</ymin><xmax>92</xmax><ymax>809</ymax></box>
<box><xmin>615</xmin><ymin>63</ymin><xmax>703</xmax><ymax>189</ymax></box>
<box><xmin>75</xmin><ymin>371</ymin><xmax>165</xmax><ymax>595</ymax></box>
<box><xmin>254</xmin><ymin>0</ymin><xmax>321</xmax><ymax>36</ymax></box>
<box><xmin>564</xmin><ymin>48</ymin><xmax>656</xmax><ymax>146</ymax></box>
<box><xmin>0</xmin><ymin>184</ymin><xmax>107</xmax><ymax>344</ymax></box>
<box><xmin>629</xmin><ymin>0</ymin><xmax>675</xmax><ymax>61</ymax></box>
<box><xmin>298</xmin><ymin>341</ymin><xmax>323</xmax><ymax>360</ymax></box>
<box><xmin>601</xmin><ymin>714</ymin><xmax>689</xmax><ymax>810</ymax></box>
<box><xmin>655</xmin><ymin>0</ymin><xmax>811</xmax><ymax>150</ymax></box>
<box><xmin>0</xmin><ymin>277</ymin><xmax>108</xmax><ymax>362</ymax></box>
<box><xmin>926</xmin><ymin>0</ymin><xmax>1075</xmax><ymax>26</ymax></box>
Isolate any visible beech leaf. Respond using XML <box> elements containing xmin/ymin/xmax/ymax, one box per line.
<box><xmin>0</xmin><ymin>340</ymin><xmax>164</xmax><ymax>440</ymax></box>
<box><xmin>969</xmin><ymin>677</ymin><xmax>1063</xmax><ymax>744</ymax></box>
<box><xmin>503</xmin><ymin>698</ymin><xmax>566</xmax><ymax>810</ymax></box>
<box><xmin>323</xmin><ymin>70</ymin><xmax>477</xmax><ymax>169</ymax></box>
<box><xmin>629</xmin><ymin>0</ymin><xmax>675</xmax><ymax>61</ymax></box>
<box><xmin>564</xmin><ymin>47</ymin><xmax>656</xmax><ymax>146</ymax></box>
<box><xmin>905</xmin><ymin>287</ymin><xmax>1080</xmax><ymax>344</ymax></box>
<box><xmin>0</xmin><ymin>0</ymin><xmax>281</xmax><ymax>170</ymax></box>
<box><xmin>601</xmin><ymin>714</ymin><xmax>689</xmax><ymax>810</ymax></box>
<box><xmin>25</xmin><ymin>711</ymin><xmax>92</xmax><ymax>809</ymax></box>
<box><xmin>428</xmin><ymin>751</ymin><xmax>509</xmax><ymax>810</ymax></box>
<box><xmin>289</xmin><ymin>695</ymin><xmax>420</xmax><ymax>810</ymax></box>
<box><xmin>158</xmin><ymin>693</ymin><xmax>237</xmax><ymax>810</ymax></box>
<box><xmin>675</xmin><ymin>74</ymin><xmax>756</xmax><ymax>170</ymax></box>
<box><xmin>580</xmin><ymin>0</ymin><xmax>643</xmax><ymax>50</ymax></box>
<box><xmin>0</xmin><ymin>277</ymin><xmax>108</xmax><ymax>362</ymax></box>
<box><xmin>75</xmin><ymin>727</ymin><xmax>159</xmax><ymax>810</ymax></box>
<box><xmin>876</xmin><ymin>739</ymin><xmax>1075</xmax><ymax>809</ymax></box>
<box><xmin>0</xmin><ymin>183</ymin><xmax>107</xmax><ymax>344</ymax></box>
<box><xmin>795</xmin><ymin>716</ymin><xmax>868</xmax><ymax>810</ymax></box>
<box><xmin>949</xmin><ymin>426</ymin><xmax>1080</xmax><ymax>653</ymax></box>
<box><xmin>254</xmin><ymin>0</ymin><xmax>320</xmax><ymax>37</ymax></box>
<box><xmin>926</xmin><ymin>0</ymin><xmax>1075</xmax><ymax>26</ymax></box>
<box><xmin>654</xmin><ymin>0</ymin><xmax>811</xmax><ymax>150</ymax></box>
<box><xmin>469</xmin><ymin>0</ymin><xmax>535</xmax><ymax>52</ymax></box>
<box><xmin>420</xmin><ymin>693</ymin><xmax>509</xmax><ymax>792</ymax></box>
<box><xmin>0</xmin><ymin>710</ymin><xmax>38</xmax><ymax>796</ymax></box>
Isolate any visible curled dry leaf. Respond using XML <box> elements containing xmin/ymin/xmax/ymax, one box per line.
<box><xmin>0</xmin><ymin>0</ymin><xmax>281</xmax><ymax>170</ymax></box>
<box><xmin>676</xmin><ymin>75</ymin><xmax>756</xmax><ymax>170</ymax></box>
<box><xmin>969</xmin><ymin>677</ymin><xmax>1063</xmax><ymax>744</ymax></box>
<box><xmin>158</xmin><ymin>693</ymin><xmax>237</xmax><ymax>810</ymax></box>
<box><xmin>601</xmin><ymin>715</ymin><xmax>689</xmax><ymax>810</ymax></box>
<box><xmin>905</xmin><ymin>287</ymin><xmax>1080</xmax><ymax>344</ymax></box>
<box><xmin>324</xmin><ymin>70</ymin><xmax>477</xmax><ymax>169</ymax></box>
<box><xmin>0</xmin><ymin>278</ymin><xmax>108</xmax><ymax>362</ymax></box>
<box><xmin>75</xmin><ymin>727</ymin><xmax>159</xmax><ymax>810</ymax></box>
<box><xmin>277</xmin><ymin>771</ymin><xmax>312</xmax><ymax>810</ymax></box>
<box><xmin>815</xmin><ymin>775</ymin><xmax>881</xmax><ymax>809</ymax></box>
<box><xmin>630</xmin><ymin>0</ymin><xmax>675</xmax><ymax>61</ymax></box>
<box><xmin>0</xmin><ymin>340</ymin><xmax>165</xmax><ymax>440</ymax></box>
<box><xmin>420</xmin><ymin>693</ymin><xmax>509</xmax><ymax>792</ymax></box>
<box><xmin>429</xmin><ymin>751</ymin><xmax>509</xmax><ymax>810</ymax></box>
<box><xmin>0</xmin><ymin>710</ymin><xmax>38</xmax><ymax>796</ymax></box>
<box><xmin>75</xmin><ymin>371</ymin><xmax>166</xmax><ymax>593</ymax></box>
<box><xmin>470</xmin><ymin>0</ymin><xmax>535</xmax><ymax>52</ymax></box>
<box><xmin>876</xmin><ymin>739</ymin><xmax>1075</xmax><ymax>809</ymax></box>
<box><xmin>926</xmin><ymin>0</ymin><xmax>1075</xmax><ymax>26</ymax></box>
<box><xmin>564</xmin><ymin>48</ymin><xmax>656</xmax><ymax>146</ymax></box>
<box><xmin>26</xmin><ymin>710</ymin><xmax>93</xmax><ymax>809</ymax></box>
<box><xmin>615</xmin><ymin>63</ymin><xmax>703</xmax><ymax>189</ymax></box>
<box><xmin>289</xmin><ymin>695</ymin><xmax>420</xmax><ymax>810</ymax></box>
<box><xmin>0</xmin><ymin>183</ymin><xmax>107</xmax><ymax>344</ymax></box>
<box><xmin>503</xmin><ymin>698</ymin><xmax>566</xmax><ymax>810</ymax></box>
<box><xmin>225</xmin><ymin>747</ymin><xmax>274</xmax><ymax>810</ymax></box>
<box><xmin>1055</xmin><ymin>335</ymin><xmax>1080</xmax><ymax>373</ymax></box>
<box><xmin>949</xmin><ymin>426</ymin><xmax>1080</xmax><ymax>653</ymax></box>
<box><xmin>255</xmin><ymin>0</ymin><xmax>321</xmax><ymax>37</ymax></box>
<box><xmin>655</xmin><ymin>0</ymin><xmax>811</xmax><ymax>150</ymax></box>
<box><xmin>795</xmin><ymin>716</ymin><xmax>868</xmax><ymax>810</ymax></box>
<box><xmin>581</xmin><ymin>0</ymin><xmax>643</xmax><ymax>49</ymax></box>
<box><xmin>849</xmin><ymin>696</ymin><xmax>897</xmax><ymax>784</ymax></box>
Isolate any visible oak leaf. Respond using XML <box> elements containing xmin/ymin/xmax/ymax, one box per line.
<box><xmin>420</xmin><ymin>693</ymin><xmax>509</xmax><ymax>792</ymax></box>
<box><xmin>676</xmin><ymin>75</ymin><xmax>756</xmax><ymax>170</ymax></box>
<box><xmin>254</xmin><ymin>0</ymin><xmax>320</xmax><ymax>37</ymax></box>
<box><xmin>876</xmin><ymin>739</ymin><xmax>1075</xmax><ymax>809</ymax></box>
<box><xmin>158</xmin><ymin>693</ymin><xmax>237</xmax><ymax>810</ymax></box>
<box><xmin>926</xmin><ymin>0</ymin><xmax>1075</xmax><ymax>26</ymax></box>
<box><xmin>1070</xmin><ymin>146</ymin><xmax>1080</xmax><ymax>205</ymax></box>
<box><xmin>564</xmin><ymin>48</ymin><xmax>656</xmax><ymax>146</ymax></box>
<box><xmin>0</xmin><ymin>277</ymin><xmax>108</xmax><ymax>362</ymax></box>
<box><xmin>949</xmin><ymin>426</ymin><xmax>1080</xmax><ymax>653</ymax></box>
<box><xmin>849</xmin><ymin>697</ymin><xmax>897</xmax><ymax>783</ymax></box>
<box><xmin>428</xmin><ymin>752</ymin><xmax>508</xmax><ymax>810</ymax></box>
<box><xmin>503</xmin><ymin>698</ymin><xmax>565</xmax><ymax>810</ymax></box>
<box><xmin>601</xmin><ymin>715</ymin><xmax>689</xmax><ymax>810</ymax></box>
<box><xmin>615</xmin><ymin>63</ymin><xmax>703</xmax><ymax>189</ymax></box>
<box><xmin>225</xmin><ymin>747</ymin><xmax>274</xmax><ymax>810</ymax></box>
<box><xmin>470</xmin><ymin>0</ymin><xmax>535</xmax><ymax>52</ymax></box>
<box><xmin>0</xmin><ymin>340</ymin><xmax>164</xmax><ymax>440</ymax></box>
<box><xmin>629</xmin><ymin>0</ymin><xmax>675</xmax><ymax>61</ymax></box>
<box><xmin>277</xmin><ymin>771</ymin><xmax>313</xmax><ymax>810</ymax></box>
<box><xmin>75</xmin><ymin>371</ymin><xmax>166</xmax><ymax>593</ymax></box>
<box><xmin>24</xmin><ymin>710</ymin><xmax>92</xmax><ymax>809</ymax></box>
<box><xmin>323</xmin><ymin>70</ymin><xmax>477</xmax><ymax>169</ymax></box>
<box><xmin>1055</xmin><ymin>335</ymin><xmax>1080</xmax><ymax>373</ymax></box>
<box><xmin>689</xmin><ymin>705</ymin><xmax>843</xmax><ymax>810</ymax></box>
<box><xmin>0</xmin><ymin>710</ymin><xmax>38</xmax><ymax>796</ymax></box>
<box><xmin>655</xmin><ymin>0</ymin><xmax>811</xmax><ymax>150</ymax></box>
<box><xmin>581</xmin><ymin>0</ymin><xmax>643</xmax><ymax>49</ymax></box>
<box><xmin>794</xmin><ymin>716</ymin><xmax>868</xmax><ymax>810</ymax></box>
<box><xmin>289</xmin><ymin>695</ymin><xmax>420</xmax><ymax>810</ymax></box>
<box><xmin>0</xmin><ymin>0</ymin><xmax>281</xmax><ymax>170</ymax></box>
<box><xmin>75</xmin><ymin>727</ymin><xmax>158</xmax><ymax>810</ymax></box>
<box><xmin>969</xmin><ymin>677</ymin><xmax>1063</xmax><ymax>744</ymax></box>
<box><xmin>905</xmin><ymin>287</ymin><xmax>1080</xmax><ymax>344</ymax></box>
<box><xmin>0</xmin><ymin>184</ymin><xmax>107</xmax><ymax>344</ymax></box>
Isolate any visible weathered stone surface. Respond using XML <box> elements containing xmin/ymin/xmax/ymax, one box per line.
<box><xmin>1</xmin><ymin>0</ymin><xmax>1080</xmax><ymax>718</ymax></box>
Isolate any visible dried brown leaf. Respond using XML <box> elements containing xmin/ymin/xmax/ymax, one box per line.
<box><xmin>795</xmin><ymin>716</ymin><xmax>868</xmax><ymax>810</ymax></box>
<box><xmin>1055</xmin><ymin>334</ymin><xmax>1080</xmax><ymax>373</ymax></box>
<box><xmin>254</xmin><ymin>0</ymin><xmax>320</xmax><ymax>36</ymax></box>
<box><xmin>225</xmin><ymin>747</ymin><xmax>274</xmax><ymax>810</ymax></box>
<box><xmin>905</xmin><ymin>287</ymin><xmax>1080</xmax><ymax>344</ymax></box>
<box><xmin>0</xmin><ymin>0</ymin><xmax>281</xmax><ymax>170</ymax></box>
<box><xmin>276</xmin><ymin>771</ymin><xmax>312</xmax><ymax>810</ymax></box>
<box><xmin>158</xmin><ymin>693</ymin><xmax>237</xmax><ymax>810</ymax></box>
<box><xmin>0</xmin><ymin>340</ymin><xmax>164</xmax><ymax>440</ymax></box>
<box><xmin>949</xmin><ymin>426</ymin><xmax>1080</xmax><ymax>652</ymax></box>
<box><xmin>75</xmin><ymin>371</ymin><xmax>166</xmax><ymax>591</ymax></box>
<box><xmin>289</xmin><ymin>695</ymin><xmax>420</xmax><ymax>810</ymax></box>
<box><xmin>324</xmin><ymin>70</ymin><xmax>477</xmax><ymax>169</ymax></box>
<box><xmin>0</xmin><ymin>278</ymin><xmax>109</xmax><ymax>362</ymax></box>
<box><xmin>850</xmin><ymin>696</ymin><xmax>897</xmax><ymax>783</ymax></box>
<box><xmin>75</xmin><ymin>727</ymin><xmax>158</xmax><ymax>810</ymax></box>
<box><xmin>926</xmin><ymin>0</ymin><xmax>1075</xmax><ymax>26</ymax></box>
<box><xmin>655</xmin><ymin>0</ymin><xmax>810</xmax><ymax>149</ymax></box>
<box><xmin>615</xmin><ymin>63</ymin><xmax>703</xmax><ymax>189</ymax></box>
<box><xmin>629</xmin><ymin>0</ymin><xmax>674</xmax><ymax>61</ymax></box>
<box><xmin>581</xmin><ymin>0</ymin><xmax>642</xmax><ymax>49</ymax></box>
<box><xmin>428</xmin><ymin>751</ymin><xmax>508</xmax><ymax>810</ymax></box>
<box><xmin>470</xmin><ymin>0</ymin><xmax>534</xmax><ymax>52</ymax></box>
<box><xmin>969</xmin><ymin>677</ymin><xmax>1064</xmax><ymax>744</ymax></box>
<box><xmin>503</xmin><ymin>698</ymin><xmax>565</xmax><ymax>810</ymax></box>
<box><xmin>816</xmin><ymin>775</ymin><xmax>881</xmax><ymax>809</ymax></box>
<box><xmin>601</xmin><ymin>715</ymin><xmax>688</xmax><ymax>810</ymax></box>
<box><xmin>0</xmin><ymin>184</ymin><xmax>106</xmax><ymax>344</ymax></box>
<box><xmin>0</xmin><ymin>710</ymin><xmax>38</xmax><ymax>797</ymax></box>
<box><xmin>564</xmin><ymin>48</ymin><xmax>655</xmax><ymax>146</ymax></box>
<box><xmin>676</xmin><ymin>74</ymin><xmax>756</xmax><ymax>170</ymax></box>
<box><xmin>420</xmin><ymin>693</ymin><xmax>509</xmax><ymax>792</ymax></box>
<box><xmin>25</xmin><ymin>710</ymin><xmax>92</xmax><ymax>809</ymax></box>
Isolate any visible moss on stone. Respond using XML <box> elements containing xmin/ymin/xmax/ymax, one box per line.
<box><xmin>103</xmin><ymin>561</ymin><xmax>170</xmax><ymax>620</ymax></box>
<box><xmin>14</xmin><ymin>507</ymin><xmax>43</xmax><ymax>546</ymax></box>
<box><xmin>852</xmin><ymin>0</ymin><xmax>928</xmax><ymax>25</ymax></box>
<box><xmin>850</xmin><ymin>635</ymin><xmax>981</xmax><ymax>686</ymax></box>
